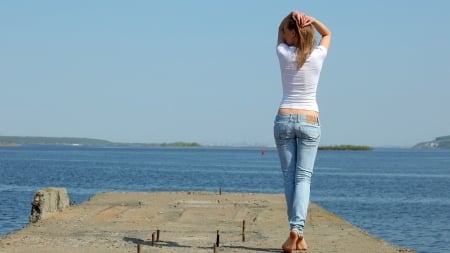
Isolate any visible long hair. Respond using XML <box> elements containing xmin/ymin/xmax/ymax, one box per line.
<box><xmin>285</xmin><ymin>15</ymin><xmax>316</xmax><ymax>70</ymax></box>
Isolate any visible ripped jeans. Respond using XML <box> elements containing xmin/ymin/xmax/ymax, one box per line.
<box><xmin>273</xmin><ymin>114</ymin><xmax>321</xmax><ymax>235</ymax></box>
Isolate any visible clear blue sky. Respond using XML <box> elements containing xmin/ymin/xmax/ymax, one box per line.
<box><xmin>1</xmin><ymin>1</ymin><xmax>449</xmax><ymax>147</ymax></box>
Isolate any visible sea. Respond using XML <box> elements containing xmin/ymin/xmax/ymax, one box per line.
<box><xmin>0</xmin><ymin>145</ymin><xmax>449</xmax><ymax>253</ymax></box>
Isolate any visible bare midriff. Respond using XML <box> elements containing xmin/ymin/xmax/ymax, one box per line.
<box><xmin>278</xmin><ymin>108</ymin><xmax>319</xmax><ymax>118</ymax></box>
<box><xmin>278</xmin><ymin>108</ymin><xmax>319</xmax><ymax>124</ymax></box>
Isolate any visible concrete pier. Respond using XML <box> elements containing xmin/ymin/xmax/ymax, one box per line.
<box><xmin>1</xmin><ymin>191</ymin><xmax>413</xmax><ymax>253</ymax></box>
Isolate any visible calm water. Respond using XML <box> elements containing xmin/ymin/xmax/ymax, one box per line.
<box><xmin>0</xmin><ymin>146</ymin><xmax>449</xmax><ymax>253</ymax></box>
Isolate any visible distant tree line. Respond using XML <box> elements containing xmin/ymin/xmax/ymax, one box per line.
<box><xmin>0</xmin><ymin>136</ymin><xmax>201</xmax><ymax>148</ymax></box>
<box><xmin>0</xmin><ymin>136</ymin><xmax>113</xmax><ymax>146</ymax></box>
<box><xmin>318</xmin><ymin>145</ymin><xmax>373</xmax><ymax>151</ymax></box>
<box><xmin>160</xmin><ymin>142</ymin><xmax>201</xmax><ymax>147</ymax></box>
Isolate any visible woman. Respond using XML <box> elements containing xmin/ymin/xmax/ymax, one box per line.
<box><xmin>274</xmin><ymin>10</ymin><xmax>331</xmax><ymax>252</ymax></box>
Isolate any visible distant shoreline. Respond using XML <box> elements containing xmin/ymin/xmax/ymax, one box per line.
<box><xmin>0</xmin><ymin>136</ymin><xmax>200</xmax><ymax>148</ymax></box>
<box><xmin>0</xmin><ymin>136</ymin><xmax>379</xmax><ymax>150</ymax></box>
<box><xmin>318</xmin><ymin>145</ymin><xmax>373</xmax><ymax>151</ymax></box>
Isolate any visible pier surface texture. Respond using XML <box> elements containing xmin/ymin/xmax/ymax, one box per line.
<box><xmin>0</xmin><ymin>191</ymin><xmax>413</xmax><ymax>253</ymax></box>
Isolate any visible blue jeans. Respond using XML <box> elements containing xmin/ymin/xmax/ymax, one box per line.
<box><xmin>273</xmin><ymin>114</ymin><xmax>321</xmax><ymax>235</ymax></box>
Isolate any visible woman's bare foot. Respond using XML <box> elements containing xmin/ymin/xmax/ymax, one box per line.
<box><xmin>282</xmin><ymin>230</ymin><xmax>299</xmax><ymax>253</ymax></box>
<box><xmin>296</xmin><ymin>234</ymin><xmax>308</xmax><ymax>251</ymax></box>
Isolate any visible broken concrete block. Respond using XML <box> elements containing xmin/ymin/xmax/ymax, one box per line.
<box><xmin>29</xmin><ymin>187</ymin><xmax>70</xmax><ymax>223</ymax></box>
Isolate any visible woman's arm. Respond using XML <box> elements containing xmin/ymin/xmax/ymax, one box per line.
<box><xmin>277</xmin><ymin>15</ymin><xmax>288</xmax><ymax>45</ymax></box>
<box><xmin>310</xmin><ymin>16</ymin><xmax>332</xmax><ymax>49</ymax></box>
<box><xmin>277</xmin><ymin>21</ymin><xmax>284</xmax><ymax>45</ymax></box>
<box><xmin>290</xmin><ymin>11</ymin><xmax>331</xmax><ymax>49</ymax></box>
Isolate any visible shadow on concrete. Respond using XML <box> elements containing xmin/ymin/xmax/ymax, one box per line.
<box><xmin>123</xmin><ymin>236</ymin><xmax>192</xmax><ymax>249</ymax></box>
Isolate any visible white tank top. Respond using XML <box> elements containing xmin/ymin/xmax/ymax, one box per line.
<box><xmin>276</xmin><ymin>44</ymin><xmax>328</xmax><ymax>112</ymax></box>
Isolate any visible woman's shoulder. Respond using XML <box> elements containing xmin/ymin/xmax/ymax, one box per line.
<box><xmin>312</xmin><ymin>45</ymin><xmax>328</xmax><ymax>57</ymax></box>
<box><xmin>277</xmin><ymin>43</ymin><xmax>297</xmax><ymax>55</ymax></box>
<box><xmin>277</xmin><ymin>43</ymin><xmax>294</xmax><ymax>50</ymax></box>
<box><xmin>314</xmin><ymin>45</ymin><xmax>327</xmax><ymax>53</ymax></box>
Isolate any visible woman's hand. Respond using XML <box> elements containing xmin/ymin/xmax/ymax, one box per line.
<box><xmin>292</xmin><ymin>11</ymin><xmax>313</xmax><ymax>28</ymax></box>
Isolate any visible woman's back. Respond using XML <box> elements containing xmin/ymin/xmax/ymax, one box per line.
<box><xmin>277</xmin><ymin>44</ymin><xmax>328</xmax><ymax>112</ymax></box>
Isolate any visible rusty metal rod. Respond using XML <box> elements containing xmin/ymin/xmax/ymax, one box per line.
<box><xmin>216</xmin><ymin>230</ymin><xmax>220</xmax><ymax>247</ymax></box>
<box><xmin>242</xmin><ymin>220</ymin><xmax>246</xmax><ymax>242</ymax></box>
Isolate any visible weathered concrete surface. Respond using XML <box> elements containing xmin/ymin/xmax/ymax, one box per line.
<box><xmin>29</xmin><ymin>187</ymin><xmax>70</xmax><ymax>223</ymax></box>
<box><xmin>1</xmin><ymin>192</ymin><xmax>414</xmax><ymax>253</ymax></box>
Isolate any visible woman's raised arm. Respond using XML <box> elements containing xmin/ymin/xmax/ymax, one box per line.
<box><xmin>310</xmin><ymin>16</ymin><xmax>332</xmax><ymax>49</ymax></box>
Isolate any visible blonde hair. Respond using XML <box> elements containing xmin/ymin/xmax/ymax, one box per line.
<box><xmin>284</xmin><ymin>15</ymin><xmax>316</xmax><ymax>70</ymax></box>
